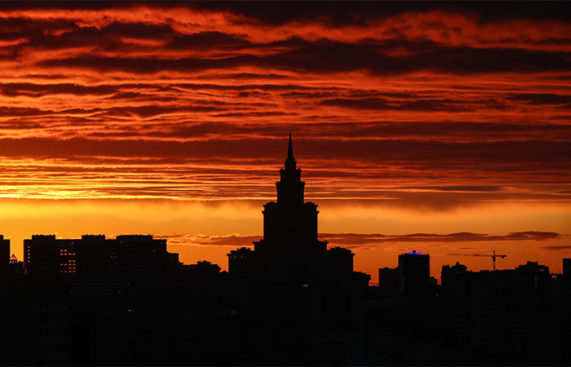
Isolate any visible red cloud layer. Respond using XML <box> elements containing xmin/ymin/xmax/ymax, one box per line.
<box><xmin>0</xmin><ymin>3</ymin><xmax>568</xmax><ymax>208</ymax></box>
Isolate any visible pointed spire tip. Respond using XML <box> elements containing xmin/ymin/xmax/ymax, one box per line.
<box><xmin>287</xmin><ymin>132</ymin><xmax>294</xmax><ymax>160</ymax></box>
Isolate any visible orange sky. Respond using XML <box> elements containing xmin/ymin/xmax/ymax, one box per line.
<box><xmin>0</xmin><ymin>2</ymin><xmax>569</xmax><ymax>282</ymax></box>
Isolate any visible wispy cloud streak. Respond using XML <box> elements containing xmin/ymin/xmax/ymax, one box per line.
<box><xmin>158</xmin><ymin>231</ymin><xmax>560</xmax><ymax>248</ymax></box>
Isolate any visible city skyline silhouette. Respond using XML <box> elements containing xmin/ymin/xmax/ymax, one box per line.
<box><xmin>0</xmin><ymin>134</ymin><xmax>567</xmax><ymax>283</ymax></box>
<box><xmin>0</xmin><ymin>2</ymin><xmax>568</xmax><ymax>281</ymax></box>
<box><xmin>1</xmin><ymin>137</ymin><xmax>569</xmax><ymax>364</ymax></box>
<box><xmin>0</xmin><ymin>2</ymin><xmax>569</xmax><ymax>365</ymax></box>
<box><xmin>1</xmin><ymin>134</ymin><xmax>569</xmax><ymax>365</ymax></box>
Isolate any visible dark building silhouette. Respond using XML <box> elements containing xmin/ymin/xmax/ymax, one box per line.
<box><xmin>0</xmin><ymin>236</ymin><xmax>23</xmax><ymax>278</ymax></box>
<box><xmin>8</xmin><ymin>254</ymin><xmax>24</xmax><ymax>275</ymax></box>
<box><xmin>24</xmin><ymin>235</ymin><xmax>72</xmax><ymax>277</ymax></box>
<box><xmin>24</xmin><ymin>234</ymin><xmax>176</xmax><ymax>286</ymax></box>
<box><xmin>564</xmin><ymin>258</ymin><xmax>571</xmax><ymax>277</ymax></box>
<box><xmin>516</xmin><ymin>260</ymin><xmax>551</xmax><ymax>289</ymax></box>
<box><xmin>378</xmin><ymin>266</ymin><xmax>400</xmax><ymax>295</ymax></box>
<box><xmin>185</xmin><ymin>260</ymin><xmax>221</xmax><ymax>275</ymax></box>
<box><xmin>439</xmin><ymin>261</ymin><xmax>569</xmax><ymax>364</ymax></box>
<box><xmin>252</xmin><ymin>133</ymin><xmax>327</xmax><ymax>277</ymax></box>
<box><xmin>376</xmin><ymin>251</ymin><xmax>436</xmax><ymax>297</ymax></box>
<box><xmin>227</xmin><ymin>247</ymin><xmax>254</xmax><ymax>276</ymax></box>
<box><xmin>398</xmin><ymin>250</ymin><xmax>435</xmax><ymax>295</ymax></box>
<box><xmin>176</xmin><ymin>261</ymin><xmax>224</xmax><ymax>287</ymax></box>
<box><xmin>227</xmin><ymin>134</ymin><xmax>369</xmax><ymax>288</ymax></box>
<box><xmin>0</xmin><ymin>235</ymin><xmax>9</xmax><ymax>271</ymax></box>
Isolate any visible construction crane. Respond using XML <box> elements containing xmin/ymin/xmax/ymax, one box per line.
<box><xmin>448</xmin><ymin>250</ymin><xmax>507</xmax><ymax>271</ymax></box>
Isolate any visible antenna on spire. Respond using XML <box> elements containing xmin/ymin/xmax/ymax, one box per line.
<box><xmin>288</xmin><ymin>132</ymin><xmax>294</xmax><ymax>160</ymax></box>
<box><xmin>285</xmin><ymin>132</ymin><xmax>296</xmax><ymax>170</ymax></box>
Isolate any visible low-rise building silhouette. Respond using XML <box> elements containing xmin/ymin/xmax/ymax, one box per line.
<box><xmin>564</xmin><ymin>258</ymin><xmax>571</xmax><ymax>278</ymax></box>
<box><xmin>227</xmin><ymin>247</ymin><xmax>254</xmax><ymax>276</ymax></box>
<box><xmin>439</xmin><ymin>260</ymin><xmax>565</xmax><ymax>363</ymax></box>
<box><xmin>378</xmin><ymin>266</ymin><xmax>400</xmax><ymax>295</ymax></box>
<box><xmin>0</xmin><ymin>235</ymin><xmax>9</xmax><ymax>272</ymax></box>
<box><xmin>185</xmin><ymin>260</ymin><xmax>221</xmax><ymax>276</ymax></box>
<box><xmin>8</xmin><ymin>254</ymin><xmax>24</xmax><ymax>275</ymax></box>
<box><xmin>23</xmin><ymin>234</ymin><xmax>177</xmax><ymax>286</ymax></box>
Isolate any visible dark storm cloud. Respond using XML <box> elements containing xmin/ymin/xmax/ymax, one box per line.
<box><xmin>0</xmin><ymin>17</ymin><xmax>79</xmax><ymax>40</ymax></box>
<box><xmin>320</xmin><ymin>97</ymin><xmax>474</xmax><ymax>112</ymax></box>
<box><xmin>400</xmin><ymin>185</ymin><xmax>503</xmax><ymax>192</ymax></box>
<box><xmin>1</xmin><ymin>1</ymin><xmax>569</xmax><ymax>24</ymax></box>
<box><xmin>100</xmin><ymin>21</ymin><xmax>175</xmax><ymax>39</ymax></box>
<box><xmin>167</xmin><ymin>32</ymin><xmax>250</xmax><ymax>50</ymax></box>
<box><xmin>100</xmin><ymin>105</ymin><xmax>224</xmax><ymax>118</ymax></box>
<box><xmin>0</xmin><ymin>106</ymin><xmax>46</xmax><ymax>116</ymax></box>
<box><xmin>187</xmin><ymin>2</ymin><xmax>571</xmax><ymax>26</ymax></box>
<box><xmin>98</xmin><ymin>121</ymin><xmax>570</xmax><ymax>141</ymax></box>
<box><xmin>37</xmin><ymin>40</ymin><xmax>571</xmax><ymax>76</ymax></box>
<box><xmin>508</xmin><ymin>93</ymin><xmax>571</xmax><ymax>106</ymax></box>
<box><xmin>0</xmin><ymin>138</ymin><xmax>568</xmax><ymax>169</ymax></box>
<box><xmin>265</xmin><ymin>40</ymin><xmax>571</xmax><ymax>75</ymax></box>
<box><xmin>38</xmin><ymin>55</ymin><xmax>257</xmax><ymax>74</ymax></box>
<box><xmin>0</xmin><ymin>82</ymin><xmax>119</xmax><ymax>97</ymax></box>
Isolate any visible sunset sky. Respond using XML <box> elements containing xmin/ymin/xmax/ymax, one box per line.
<box><xmin>0</xmin><ymin>2</ymin><xmax>569</xmax><ymax>281</ymax></box>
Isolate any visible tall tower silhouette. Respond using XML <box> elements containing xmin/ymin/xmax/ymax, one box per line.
<box><xmin>256</xmin><ymin>134</ymin><xmax>325</xmax><ymax>263</ymax></box>
<box><xmin>228</xmin><ymin>134</ymin><xmax>368</xmax><ymax>288</ymax></box>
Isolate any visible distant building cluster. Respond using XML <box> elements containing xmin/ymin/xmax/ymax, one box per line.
<box><xmin>371</xmin><ymin>253</ymin><xmax>570</xmax><ymax>364</ymax></box>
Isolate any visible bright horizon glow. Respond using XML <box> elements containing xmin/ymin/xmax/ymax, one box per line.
<box><xmin>0</xmin><ymin>197</ymin><xmax>568</xmax><ymax>282</ymax></box>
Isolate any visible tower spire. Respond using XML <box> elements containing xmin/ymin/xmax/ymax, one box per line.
<box><xmin>288</xmin><ymin>132</ymin><xmax>294</xmax><ymax>160</ymax></box>
<box><xmin>285</xmin><ymin>132</ymin><xmax>296</xmax><ymax>170</ymax></box>
<box><xmin>278</xmin><ymin>132</ymin><xmax>304</xmax><ymax>205</ymax></box>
